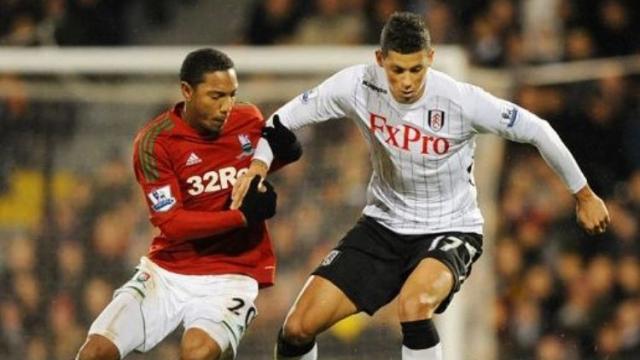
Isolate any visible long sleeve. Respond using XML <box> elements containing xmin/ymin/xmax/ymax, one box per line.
<box><xmin>134</xmin><ymin>133</ymin><xmax>246</xmax><ymax>243</ymax></box>
<box><xmin>466</xmin><ymin>84</ymin><xmax>587</xmax><ymax>193</ymax></box>
<box><xmin>253</xmin><ymin>65</ymin><xmax>362</xmax><ymax>166</ymax></box>
<box><xmin>156</xmin><ymin>209</ymin><xmax>245</xmax><ymax>242</ymax></box>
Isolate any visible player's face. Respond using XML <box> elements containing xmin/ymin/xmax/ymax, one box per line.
<box><xmin>181</xmin><ymin>69</ymin><xmax>238</xmax><ymax>137</ymax></box>
<box><xmin>376</xmin><ymin>49</ymin><xmax>434</xmax><ymax>104</ymax></box>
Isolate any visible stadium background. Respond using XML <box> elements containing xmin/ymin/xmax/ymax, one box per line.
<box><xmin>0</xmin><ymin>0</ymin><xmax>638</xmax><ymax>359</ymax></box>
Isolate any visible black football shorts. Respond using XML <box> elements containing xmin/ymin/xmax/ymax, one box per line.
<box><xmin>312</xmin><ymin>216</ymin><xmax>483</xmax><ymax>315</ymax></box>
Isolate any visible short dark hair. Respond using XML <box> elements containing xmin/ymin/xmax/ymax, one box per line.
<box><xmin>380</xmin><ymin>12</ymin><xmax>431</xmax><ymax>55</ymax></box>
<box><xmin>180</xmin><ymin>48</ymin><xmax>234</xmax><ymax>86</ymax></box>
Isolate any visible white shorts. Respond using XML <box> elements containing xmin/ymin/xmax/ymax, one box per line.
<box><xmin>88</xmin><ymin>257</ymin><xmax>259</xmax><ymax>359</ymax></box>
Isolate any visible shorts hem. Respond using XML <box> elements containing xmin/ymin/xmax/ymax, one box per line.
<box><xmin>87</xmin><ymin>330</ymin><xmax>129</xmax><ymax>359</ymax></box>
<box><xmin>186</xmin><ymin>323</ymin><xmax>234</xmax><ymax>358</ymax></box>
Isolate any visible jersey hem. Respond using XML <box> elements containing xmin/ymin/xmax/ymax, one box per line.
<box><xmin>148</xmin><ymin>257</ymin><xmax>275</xmax><ymax>288</ymax></box>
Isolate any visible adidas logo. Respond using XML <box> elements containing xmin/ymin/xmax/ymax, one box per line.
<box><xmin>185</xmin><ymin>152</ymin><xmax>202</xmax><ymax>166</ymax></box>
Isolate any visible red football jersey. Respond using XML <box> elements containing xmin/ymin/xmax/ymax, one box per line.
<box><xmin>132</xmin><ymin>102</ymin><xmax>275</xmax><ymax>287</ymax></box>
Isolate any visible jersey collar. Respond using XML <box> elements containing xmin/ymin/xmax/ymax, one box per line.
<box><xmin>169</xmin><ymin>102</ymin><xmax>204</xmax><ymax>138</ymax></box>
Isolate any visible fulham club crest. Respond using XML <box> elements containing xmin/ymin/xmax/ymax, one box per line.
<box><xmin>428</xmin><ymin>110</ymin><xmax>445</xmax><ymax>132</ymax></box>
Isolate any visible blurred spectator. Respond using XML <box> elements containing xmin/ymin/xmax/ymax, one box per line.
<box><xmin>521</xmin><ymin>0</ymin><xmax>564</xmax><ymax>63</ymax></box>
<box><xmin>468</xmin><ymin>0</ymin><xmax>518</xmax><ymax>67</ymax></box>
<box><xmin>0</xmin><ymin>0</ymin><xmax>42</xmax><ymax>46</ymax></box>
<box><xmin>423</xmin><ymin>0</ymin><xmax>460</xmax><ymax>44</ymax></box>
<box><xmin>535</xmin><ymin>334</ymin><xmax>573</xmax><ymax>360</ymax></box>
<box><xmin>593</xmin><ymin>0</ymin><xmax>637</xmax><ymax>57</ymax></box>
<box><xmin>291</xmin><ymin>0</ymin><xmax>366</xmax><ymax>45</ymax></box>
<box><xmin>244</xmin><ymin>0</ymin><xmax>301</xmax><ymax>45</ymax></box>
<box><xmin>363</xmin><ymin>0</ymin><xmax>403</xmax><ymax>44</ymax></box>
<box><xmin>49</xmin><ymin>294</ymin><xmax>83</xmax><ymax>359</ymax></box>
<box><xmin>55</xmin><ymin>0</ymin><xmax>129</xmax><ymax>45</ymax></box>
<box><xmin>564</xmin><ymin>27</ymin><xmax>597</xmax><ymax>61</ymax></box>
<box><xmin>0</xmin><ymin>75</ymin><xmax>33</xmax><ymax>193</ymax></box>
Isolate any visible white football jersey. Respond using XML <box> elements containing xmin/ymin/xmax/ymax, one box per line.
<box><xmin>255</xmin><ymin>64</ymin><xmax>586</xmax><ymax>235</ymax></box>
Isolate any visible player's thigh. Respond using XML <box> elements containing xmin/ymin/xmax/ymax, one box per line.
<box><xmin>398</xmin><ymin>258</ymin><xmax>455</xmax><ymax>319</ymax></box>
<box><xmin>308</xmin><ymin>217</ymin><xmax>408</xmax><ymax>319</ymax></box>
<box><xmin>182</xmin><ymin>275</ymin><xmax>259</xmax><ymax>360</ymax></box>
<box><xmin>284</xmin><ymin>275</ymin><xmax>359</xmax><ymax>336</ymax></box>
<box><xmin>88</xmin><ymin>257</ymin><xmax>183</xmax><ymax>357</ymax></box>
<box><xmin>404</xmin><ymin>232</ymin><xmax>483</xmax><ymax>316</ymax></box>
<box><xmin>86</xmin><ymin>291</ymin><xmax>145</xmax><ymax>359</ymax></box>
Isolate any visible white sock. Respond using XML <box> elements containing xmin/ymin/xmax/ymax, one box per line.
<box><xmin>274</xmin><ymin>343</ymin><xmax>317</xmax><ymax>360</ymax></box>
<box><xmin>402</xmin><ymin>343</ymin><xmax>443</xmax><ymax>360</ymax></box>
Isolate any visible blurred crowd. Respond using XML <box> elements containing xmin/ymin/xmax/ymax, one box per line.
<box><xmin>1</xmin><ymin>0</ymin><xmax>639</xmax><ymax>359</ymax></box>
<box><xmin>495</xmin><ymin>73</ymin><xmax>640</xmax><ymax>359</ymax></box>
<box><xmin>2</xmin><ymin>0</ymin><xmax>638</xmax><ymax>64</ymax></box>
<box><xmin>243</xmin><ymin>0</ymin><xmax>639</xmax><ymax>66</ymax></box>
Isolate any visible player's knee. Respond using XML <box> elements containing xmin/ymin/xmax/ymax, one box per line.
<box><xmin>180</xmin><ymin>346</ymin><xmax>218</xmax><ymax>360</ymax></box>
<box><xmin>181</xmin><ymin>343</ymin><xmax>219</xmax><ymax>360</ymax></box>
<box><xmin>397</xmin><ymin>289</ymin><xmax>443</xmax><ymax>320</ymax></box>
<box><xmin>282</xmin><ymin>316</ymin><xmax>317</xmax><ymax>345</ymax></box>
<box><xmin>77</xmin><ymin>336</ymin><xmax>120</xmax><ymax>360</ymax></box>
<box><xmin>181</xmin><ymin>330</ymin><xmax>221</xmax><ymax>360</ymax></box>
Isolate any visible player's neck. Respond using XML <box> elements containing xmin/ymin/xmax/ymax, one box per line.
<box><xmin>181</xmin><ymin>105</ymin><xmax>197</xmax><ymax>129</ymax></box>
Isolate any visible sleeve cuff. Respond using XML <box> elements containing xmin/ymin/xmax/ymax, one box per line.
<box><xmin>228</xmin><ymin>210</ymin><xmax>247</xmax><ymax>227</ymax></box>
<box><xmin>252</xmin><ymin>137</ymin><xmax>274</xmax><ymax>167</ymax></box>
<box><xmin>569</xmin><ymin>177</ymin><xmax>588</xmax><ymax>194</ymax></box>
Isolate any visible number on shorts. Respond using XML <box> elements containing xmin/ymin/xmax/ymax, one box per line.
<box><xmin>227</xmin><ymin>297</ymin><xmax>257</xmax><ymax>329</ymax></box>
<box><xmin>227</xmin><ymin>297</ymin><xmax>245</xmax><ymax>315</ymax></box>
<box><xmin>244</xmin><ymin>307</ymin><xmax>257</xmax><ymax>328</ymax></box>
<box><xmin>429</xmin><ymin>235</ymin><xmax>479</xmax><ymax>281</ymax></box>
<box><xmin>429</xmin><ymin>235</ymin><xmax>464</xmax><ymax>252</ymax></box>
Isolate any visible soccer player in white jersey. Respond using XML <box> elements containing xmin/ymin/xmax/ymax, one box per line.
<box><xmin>232</xmin><ymin>12</ymin><xmax>610</xmax><ymax>360</ymax></box>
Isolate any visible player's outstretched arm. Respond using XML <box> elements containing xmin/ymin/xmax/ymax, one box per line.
<box><xmin>574</xmin><ymin>185</ymin><xmax>610</xmax><ymax>235</ymax></box>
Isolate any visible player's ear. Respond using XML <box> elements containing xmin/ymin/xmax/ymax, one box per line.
<box><xmin>426</xmin><ymin>48</ymin><xmax>435</xmax><ymax>67</ymax></box>
<box><xmin>375</xmin><ymin>49</ymin><xmax>384</xmax><ymax>67</ymax></box>
<box><xmin>180</xmin><ymin>81</ymin><xmax>194</xmax><ymax>102</ymax></box>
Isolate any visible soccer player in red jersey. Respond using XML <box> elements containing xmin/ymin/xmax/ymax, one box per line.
<box><xmin>76</xmin><ymin>48</ymin><xmax>289</xmax><ymax>360</ymax></box>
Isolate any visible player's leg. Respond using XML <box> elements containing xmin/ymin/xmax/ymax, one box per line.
<box><xmin>180</xmin><ymin>328</ymin><xmax>222</xmax><ymax>360</ymax></box>
<box><xmin>76</xmin><ymin>335</ymin><xmax>120</xmax><ymax>360</ymax></box>
<box><xmin>78</xmin><ymin>257</ymin><xmax>185</xmax><ymax>360</ymax></box>
<box><xmin>76</xmin><ymin>292</ymin><xmax>145</xmax><ymax>360</ymax></box>
<box><xmin>182</xmin><ymin>274</ymin><xmax>260</xmax><ymax>360</ymax></box>
<box><xmin>398</xmin><ymin>233</ymin><xmax>483</xmax><ymax>360</ymax></box>
<box><xmin>277</xmin><ymin>217</ymin><xmax>406</xmax><ymax>359</ymax></box>
<box><xmin>397</xmin><ymin>258</ymin><xmax>452</xmax><ymax>360</ymax></box>
<box><xmin>275</xmin><ymin>275</ymin><xmax>359</xmax><ymax>359</ymax></box>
